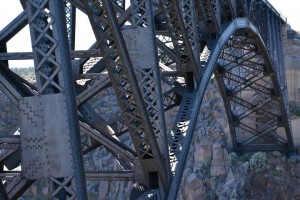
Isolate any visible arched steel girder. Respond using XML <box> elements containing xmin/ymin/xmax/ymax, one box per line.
<box><xmin>215</xmin><ymin>33</ymin><xmax>293</xmax><ymax>152</ymax></box>
<box><xmin>167</xmin><ymin>18</ymin><xmax>294</xmax><ymax>200</ymax></box>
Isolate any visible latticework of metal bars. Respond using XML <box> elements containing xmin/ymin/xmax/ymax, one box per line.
<box><xmin>0</xmin><ymin>1</ymin><xmax>294</xmax><ymax>200</ymax></box>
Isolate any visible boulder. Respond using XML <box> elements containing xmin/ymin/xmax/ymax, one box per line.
<box><xmin>184</xmin><ymin>173</ymin><xmax>205</xmax><ymax>200</ymax></box>
<box><xmin>252</xmin><ymin>174</ymin><xmax>266</xmax><ymax>191</ymax></box>
<box><xmin>194</xmin><ymin>142</ymin><xmax>212</xmax><ymax>164</ymax></box>
<box><xmin>210</xmin><ymin>165</ymin><xmax>226</xmax><ymax>177</ymax></box>
<box><xmin>210</xmin><ymin>142</ymin><xmax>228</xmax><ymax>177</ymax></box>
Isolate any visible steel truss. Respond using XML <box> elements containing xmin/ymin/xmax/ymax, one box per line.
<box><xmin>0</xmin><ymin>0</ymin><xmax>294</xmax><ymax>199</ymax></box>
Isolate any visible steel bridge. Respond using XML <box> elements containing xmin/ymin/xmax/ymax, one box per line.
<box><xmin>0</xmin><ymin>0</ymin><xmax>295</xmax><ymax>199</ymax></box>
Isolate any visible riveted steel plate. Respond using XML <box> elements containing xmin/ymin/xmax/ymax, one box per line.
<box><xmin>20</xmin><ymin>94</ymin><xmax>74</xmax><ymax>179</ymax></box>
<box><xmin>122</xmin><ymin>27</ymin><xmax>156</xmax><ymax>69</ymax></box>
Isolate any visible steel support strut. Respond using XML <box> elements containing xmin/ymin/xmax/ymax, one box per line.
<box><xmin>83</xmin><ymin>0</ymin><xmax>168</xmax><ymax>192</ymax></box>
<box><xmin>26</xmin><ymin>0</ymin><xmax>87</xmax><ymax>199</ymax></box>
<box><xmin>167</xmin><ymin>18</ymin><xmax>294</xmax><ymax>200</ymax></box>
<box><xmin>128</xmin><ymin>0</ymin><xmax>171</xmax><ymax>192</ymax></box>
<box><xmin>158</xmin><ymin>0</ymin><xmax>200</xmax><ymax>85</ymax></box>
<box><xmin>65</xmin><ymin>0</ymin><xmax>76</xmax><ymax>50</ymax></box>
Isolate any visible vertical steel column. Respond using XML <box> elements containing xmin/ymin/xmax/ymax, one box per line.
<box><xmin>26</xmin><ymin>0</ymin><xmax>87</xmax><ymax>199</ymax></box>
<box><xmin>50</xmin><ymin>1</ymin><xmax>87</xmax><ymax>198</ymax></box>
<box><xmin>179</xmin><ymin>0</ymin><xmax>201</xmax><ymax>71</ymax></box>
<box><xmin>236</xmin><ymin>0</ymin><xmax>247</xmax><ymax>17</ymax></box>
<box><xmin>0</xmin><ymin>44</ymin><xmax>8</xmax><ymax>66</ymax></box>
<box><xmin>129</xmin><ymin>0</ymin><xmax>171</xmax><ymax>185</ymax></box>
<box><xmin>259</xmin><ymin>4</ymin><xmax>268</xmax><ymax>44</ymax></box>
<box><xmin>269</xmin><ymin>11</ymin><xmax>277</xmax><ymax>69</ymax></box>
<box><xmin>265</xmin><ymin>8</ymin><xmax>273</xmax><ymax>60</ymax></box>
<box><xmin>158</xmin><ymin>0</ymin><xmax>200</xmax><ymax>84</ymax></box>
<box><xmin>220</xmin><ymin>0</ymin><xmax>236</xmax><ymax>19</ymax></box>
<box><xmin>65</xmin><ymin>0</ymin><xmax>76</xmax><ymax>50</ymax></box>
<box><xmin>197</xmin><ymin>0</ymin><xmax>221</xmax><ymax>35</ymax></box>
<box><xmin>276</xmin><ymin>18</ymin><xmax>285</xmax><ymax>89</ymax></box>
<box><xmin>253</xmin><ymin>1</ymin><xmax>262</xmax><ymax>30</ymax></box>
<box><xmin>83</xmin><ymin>0</ymin><xmax>168</xmax><ymax>191</ymax></box>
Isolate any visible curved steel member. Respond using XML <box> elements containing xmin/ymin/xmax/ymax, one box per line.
<box><xmin>167</xmin><ymin>18</ymin><xmax>294</xmax><ymax>200</ymax></box>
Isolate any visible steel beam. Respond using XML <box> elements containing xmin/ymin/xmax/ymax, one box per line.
<box><xmin>127</xmin><ymin>0</ymin><xmax>171</xmax><ymax>189</ymax></box>
<box><xmin>0</xmin><ymin>135</ymin><xmax>20</xmax><ymax>150</ymax></box>
<box><xmin>0</xmin><ymin>11</ymin><xmax>27</xmax><ymax>43</ymax></box>
<box><xmin>85</xmin><ymin>171</ymin><xmax>135</xmax><ymax>181</ymax></box>
<box><xmin>0</xmin><ymin>50</ymin><xmax>103</xmax><ymax>60</ymax></box>
<box><xmin>83</xmin><ymin>0</ymin><xmax>168</xmax><ymax>190</ymax></box>
<box><xmin>169</xmin><ymin>91</ymin><xmax>196</xmax><ymax>174</ymax></box>
<box><xmin>220</xmin><ymin>0</ymin><xmax>237</xmax><ymax>19</ymax></box>
<box><xmin>158</xmin><ymin>0</ymin><xmax>200</xmax><ymax>83</ymax></box>
<box><xmin>65</xmin><ymin>0</ymin><xmax>76</xmax><ymax>50</ymax></box>
<box><xmin>0</xmin><ymin>61</ymin><xmax>33</xmax><ymax>104</ymax></box>
<box><xmin>196</xmin><ymin>0</ymin><xmax>222</xmax><ymax>35</ymax></box>
<box><xmin>5</xmin><ymin>175</ymin><xmax>34</xmax><ymax>200</ymax></box>
<box><xmin>26</xmin><ymin>0</ymin><xmax>87</xmax><ymax>199</ymax></box>
<box><xmin>0</xmin><ymin>181</ymin><xmax>9</xmax><ymax>200</ymax></box>
<box><xmin>167</xmin><ymin>18</ymin><xmax>294</xmax><ymax>200</ymax></box>
<box><xmin>76</xmin><ymin>76</ymin><xmax>111</xmax><ymax>105</ymax></box>
<box><xmin>79</xmin><ymin>121</ymin><xmax>136</xmax><ymax>163</ymax></box>
<box><xmin>0</xmin><ymin>172</ymin><xmax>21</xmax><ymax>181</ymax></box>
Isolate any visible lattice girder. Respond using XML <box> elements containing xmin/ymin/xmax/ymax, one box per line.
<box><xmin>24</xmin><ymin>0</ymin><xmax>87</xmax><ymax>199</ymax></box>
<box><xmin>220</xmin><ymin>0</ymin><xmax>237</xmax><ymax>19</ymax></box>
<box><xmin>82</xmin><ymin>0</ymin><xmax>168</xmax><ymax>190</ymax></box>
<box><xmin>65</xmin><ymin>0</ymin><xmax>76</xmax><ymax>50</ymax></box>
<box><xmin>125</xmin><ymin>1</ymin><xmax>169</xmax><ymax>176</ymax></box>
<box><xmin>166</xmin><ymin>18</ymin><xmax>294</xmax><ymax>200</ymax></box>
<box><xmin>158</xmin><ymin>0</ymin><xmax>200</xmax><ymax>82</ymax></box>
<box><xmin>196</xmin><ymin>0</ymin><xmax>222</xmax><ymax>35</ymax></box>
<box><xmin>216</xmin><ymin>29</ymin><xmax>293</xmax><ymax>151</ymax></box>
<box><xmin>169</xmin><ymin>91</ymin><xmax>196</xmax><ymax>173</ymax></box>
<box><xmin>179</xmin><ymin>0</ymin><xmax>200</xmax><ymax>65</ymax></box>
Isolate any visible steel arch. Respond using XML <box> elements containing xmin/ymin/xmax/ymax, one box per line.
<box><xmin>167</xmin><ymin>17</ymin><xmax>294</xmax><ymax>200</ymax></box>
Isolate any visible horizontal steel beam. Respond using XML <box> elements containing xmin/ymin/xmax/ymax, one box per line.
<box><xmin>76</xmin><ymin>76</ymin><xmax>111</xmax><ymax>105</ymax></box>
<box><xmin>0</xmin><ymin>135</ymin><xmax>19</xmax><ymax>150</ymax></box>
<box><xmin>0</xmin><ymin>50</ymin><xmax>101</xmax><ymax>60</ymax></box>
<box><xmin>238</xmin><ymin>144</ymin><xmax>290</xmax><ymax>151</ymax></box>
<box><xmin>0</xmin><ymin>172</ymin><xmax>21</xmax><ymax>181</ymax></box>
<box><xmin>85</xmin><ymin>171</ymin><xmax>135</xmax><ymax>181</ymax></box>
<box><xmin>79</xmin><ymin>121</ymin><xmax>137</xmax><ymax>163</ymax></box>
